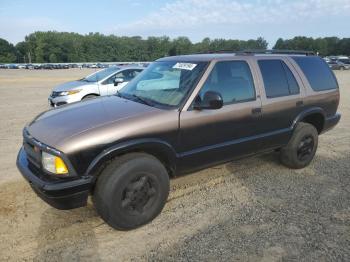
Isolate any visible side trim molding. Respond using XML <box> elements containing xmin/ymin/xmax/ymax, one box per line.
<box><xmin>179</xmin><ymin>127</ymin><xmax>292</xmax><ymax>158</ymax></box>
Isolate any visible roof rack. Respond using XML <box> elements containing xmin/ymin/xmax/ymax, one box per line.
<box><xmin>194</xmin><ymin>50</ymin><xmax>236</xmax><ymax>54</ymax></box>
<box><xmin>195</xmin><ymin>49</ymin><xmax>315</xmax><ymax>56</ymax></box>
<box><xmin>236</xmin><ymin>49</ymin><xmax>315</xmax><ymax>56</ymax></box>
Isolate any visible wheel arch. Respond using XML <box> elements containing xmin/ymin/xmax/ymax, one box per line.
<box><xmin>292</xmin><ymin>107</ymin><xmax>326</xmax><ymax>134</ymax></box>
<box><xmin>82</xmin><ymin>93</ymin><xmax>100</xmax><ymax>100</ymax></box>
<box><xmin>85</xmin><ymin>139</ymin><xmax>178</xmax><ymax>179</ymax></box>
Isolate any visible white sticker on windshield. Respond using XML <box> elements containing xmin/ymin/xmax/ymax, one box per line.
<box><xmin>173</xmin><ymin>62</ymin><xmax>197</xmax><ymax>71</ymax></box>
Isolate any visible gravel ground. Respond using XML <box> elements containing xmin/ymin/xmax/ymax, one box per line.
<box><xmin>0</xmin><ymin>69</ymin><xmax>349</xmax><ymax>261</ymax></box>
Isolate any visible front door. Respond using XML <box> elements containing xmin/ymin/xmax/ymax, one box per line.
<box><xmin>178</xmin><ymin>60</ymin><xmax>264</xmax><ymax>173</ymax></box>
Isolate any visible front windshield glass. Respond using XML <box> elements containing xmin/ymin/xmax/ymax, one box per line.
<box><xmin>118</xmin><ymin>61</ymin><xmax>208</xmax><ymax>108</ymax></box>
<box><xmin>83</xmin><ymin>66</ymin><xmax>120</xmax><ymax>82</ymax></box>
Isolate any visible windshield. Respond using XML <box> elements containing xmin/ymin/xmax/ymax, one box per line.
<box><xmin>118</xmin><ymin>61</ymin><xmax>208</xmax><ymax>109</ymax></box>
<box><xmin>82</xmin><ymin>66</ymin><xmax>120</xmax><ymax>82</ymax></box>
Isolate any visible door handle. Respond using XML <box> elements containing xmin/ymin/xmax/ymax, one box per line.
<box><xmin>252</xmin><ymin>108</ymin><xmax>262</xmax><ymax>115</ymax></box>
<box><xmin>296</xmin><ymin>101</ymin><xmax>304</xmax><ymax>107</ymax></box>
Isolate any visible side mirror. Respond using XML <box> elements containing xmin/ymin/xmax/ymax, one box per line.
<box><xmin>194</xmin><ymin>91</ymin><xmax>223</xmax><ymax>110</ymax></box>
<box><xmin>114</xmin><ymin>77</ymin><xmax>124</xmax><ymax>86</ymax></box>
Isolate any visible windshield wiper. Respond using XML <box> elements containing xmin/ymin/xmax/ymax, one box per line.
<box><xmin>116</xmin><ymin>91</ymin><xmax>154</xmax><ymax>107</ymax></box>
<box><xmin>80</xmin><ymin>78</ymin><xmax>92</xmax><ymax>82</ymax></box>
<box><xmin>130</xmin><ymin>94</ymin><xmax>154</xmax><ymax>106</ymax></box>
<box><xmin>116</xmin><ymin>90</ymin><xmax>125</xmax><ymax>98</ymax></box>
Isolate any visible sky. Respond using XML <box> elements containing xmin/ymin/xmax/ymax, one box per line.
<box><xmin>0</xmin><ymin>0</ymin><xmax>350</xmax><ymax>46</ymax></box>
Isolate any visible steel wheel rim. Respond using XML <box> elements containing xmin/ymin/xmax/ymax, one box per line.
<box><xmin>297</xmin><ymin>135</ymin><xmax>314</xmax><ymax>161</ymax></box>
<box><xmin>121</xmin><ymin>174</ymin><xmax>157</xmax><ymax>215</ymax></box>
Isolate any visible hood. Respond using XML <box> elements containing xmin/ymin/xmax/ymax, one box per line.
<box><xmin>27</xmin><ymin>96</ymin><xmax>160</xmax><ymax>149</ymax></box>
<box><xmin>53</xmin><ymin>80</ymin><xmax>96</xmax><ymax>91</ymax></box>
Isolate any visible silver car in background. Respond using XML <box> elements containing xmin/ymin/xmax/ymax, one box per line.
<box><xmin>326</xmin><ymin>60</ymin><xmax>350</xmax><ymax>71</ymax></box>
<box><xmin>48</xmin><ymin>66</ymin><xmax>144</xmax><ymax>107</ymax></box>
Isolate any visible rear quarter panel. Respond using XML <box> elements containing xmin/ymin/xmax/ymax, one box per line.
<box><xmin>288</xmin><ymin>57</ymin><xmax>340</xmax><ymax>118</ymax></box>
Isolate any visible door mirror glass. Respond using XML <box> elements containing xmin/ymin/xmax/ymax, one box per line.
<box><xmin>114</xmin><ymin>77</ymin><xmax>124</xmax><ymax>86</ymax></box>
<box><xmin>194</xmin><ymin>91</ymin><xmax>223</xmax><ymax>110</ymax></box>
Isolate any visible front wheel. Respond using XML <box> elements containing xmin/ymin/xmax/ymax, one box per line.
<box><xmin>280</xmin><ymin>122</ymin><xmax>318</xmax><ymax>169</ymax></box>
<box><xmin>93</xmin><ymin>153</ymin><xmax>170</xmax><ymax>230</ymax></box>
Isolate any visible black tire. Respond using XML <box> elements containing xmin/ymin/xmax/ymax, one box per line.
<box><xmin>93</xmin><ymin>153</ymin><xmax>170</xmax><ymax>230</ymax></box>
<box><xmin>82</xmin><ymin>94</ymin><xmax>98</xmax><ymax>100</ymax></box>
<box><xmin>340</xmin><ymin>66</ymin><xmax>345</xmax><ymax>71</ymax></box>
<box><xmin>280</xmin><ymin>122</ymin><xmax>318</xmax><ymax>169</ymax></box>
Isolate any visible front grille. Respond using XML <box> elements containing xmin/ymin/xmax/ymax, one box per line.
<box><xmin>23</xmin><ymin>134</ymin><xmax>41</xmax><ymax>168</ymax></box>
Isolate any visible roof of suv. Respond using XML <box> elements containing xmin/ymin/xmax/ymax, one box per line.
<box><xmin>157</xmin><ymin>54</ymin><xmax>239</xmax><ymax>62</ymax></box>
<box><xmin>157</xmin><ymin>50</ymin><xmax>315</xmax><ymax>62</ymax></box>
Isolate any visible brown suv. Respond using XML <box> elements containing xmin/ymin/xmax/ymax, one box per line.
<box><xmin>17</xmin><ymin>50</ymin><xmax>341</xmax><ymax>230</ymax></box>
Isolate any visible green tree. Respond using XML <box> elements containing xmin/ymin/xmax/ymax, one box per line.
<box><xmin>272</xmin><ymin>36</ymin><xmax>350</xmax><ymax>56</ymax></box>
<box><xmin>0</xmin><ymin>38</ymin><xmax>17</xmax><ymax>63</ymax></box>
<box><xmin>49</xmin><ymin>53</ymin><xmax>58</xmax><ymax>63</ymax></box>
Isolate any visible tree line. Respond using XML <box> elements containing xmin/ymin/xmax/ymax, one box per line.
<box><xmin>274</xmin><ymin>37</ymin><xmax>350</xmax><ymax>57</ymax></box>
<box><xmin>1</xmin><ymin>32</ymin><xmax>267</xmax><ymax>63</ymax></box>
<box><xmin>0</xmin><ymin>31</ymin><xmax>349</xmax><ymax>63</ymax></box>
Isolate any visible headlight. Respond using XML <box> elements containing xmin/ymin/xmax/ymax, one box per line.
<box><xmin>42</xmin><ymin>151</ymin><xmax>69</xmax><ymax>175</ymax></box>
<box><xmin>57</xmin><ymin>89</ymin><xmax>81</xmax><ymax>96</ymax></box>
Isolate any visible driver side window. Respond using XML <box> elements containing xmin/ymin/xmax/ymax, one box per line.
<box><xmin>199</xmin><ymin>61</ymin><xmax>256</xmax><ymax>105</ymax></box>
<box><xmin>103</xmin><ymin>73</ymin><xmax>119</xmax><ymax>85</ymax></box>
<box><xmin>103</xmin><ymin>69</ymin><xmax>142</xmax><ymax>85</ymax></box>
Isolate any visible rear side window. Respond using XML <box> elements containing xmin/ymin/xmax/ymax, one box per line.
<box><xmin>258</xmin><ymin>60</ymin><xmax>300</xmax><ymax>98</ymax></box>
<box><xmin>292</xmin><ymin>56</ymin><xmax>338</xmax><ymax>91</ymax></box>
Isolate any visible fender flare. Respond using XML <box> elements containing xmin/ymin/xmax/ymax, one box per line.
<box><xmin>85</xmin><ymin>138</ymin><xmax>178</xmax><ymax>177</ymax></box>
<box><xmin>82</xmin><ymin>93</ymin><xmax>100</xmax><ymax>100</ymax></box>
<box><xmin>291</xmin><ymin>107</ymin><xmax>326</xmax><ymax>130</ymax></box>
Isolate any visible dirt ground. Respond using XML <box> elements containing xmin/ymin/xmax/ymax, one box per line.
<box><xmin>0</xmin><ymin>69</ymin><xmax>349</xmax><ymax>261</ymax></box>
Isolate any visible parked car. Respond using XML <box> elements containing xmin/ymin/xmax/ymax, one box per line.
<box><xmin>97</xmin><ymin>63</ymin><xmax>109</xmax><ymax>68</ymax></box>
<box><xmin>68</xmin><ymin>63</ymin><xmax>78</xmax><ymax>68</ymax></box>
<box><xmin>48</xmin><ymin>66</ymin><xmax>143</xmax><ymax>107</ymax></box>
<box><xmin>17</xmin><ymin>51</ymin><xmax>340</xmax><ymax>230</ymax></box>
<box><xmin>327</xmin><ymin>60</ymin><xmax>350</xmax><ymax>70</ymax></box>
<box><xmin>8</xmin><ymin>64</ymin><xmax>19</xmax><ymax>69</ymax></box>
<box><xmin>25</xmin><ymin>64</ymin><xmax>34</xmax><ymax>69</ymax></box>
<box><xmin>42</xmin><ymin>64</ymin><xmax>55</xmax><ymax>70</ymax></box>
<box><xmin>34</xmin><ymin>64</ymin><xmax>42</xmax><ymax>69</ymax></box>
<box><xmin>338</xmin><ymin>58</ymin><xmax>350</xmax><ymax>65</ymax></box>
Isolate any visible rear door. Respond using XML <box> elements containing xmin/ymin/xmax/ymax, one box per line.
<box><xmin>254</xmin><ymin>57</ymin><xmax>305</xmax><ymax>147</ymax></box>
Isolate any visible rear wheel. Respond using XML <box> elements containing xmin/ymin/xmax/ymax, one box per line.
<box><xmin>280</xmin><ymin>122</ymin><xmax>318</xmax><ymax>169</ymax></box>
<box><xmin>93</xmin><ymin>153</ymin><xmax>170</xmax><ymax>230</ymax></box>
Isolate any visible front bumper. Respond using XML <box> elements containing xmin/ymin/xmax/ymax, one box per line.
<box><xmin>16</xmin><ymin>147</ymin><xmax>93</xmax><ymax>209</ymax></box>
<box><xmin>48</xmin><ymin>94</ymin><xmax>82</xmax><ymax>107</ymax></box>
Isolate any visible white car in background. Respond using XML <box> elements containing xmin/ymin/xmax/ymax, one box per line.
<box><xmin>48</xmin><ymin>66</ymin><xmax>144</xmax><ymax>107</ymax></box>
